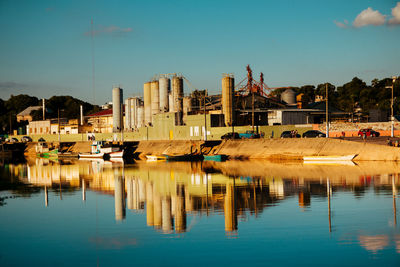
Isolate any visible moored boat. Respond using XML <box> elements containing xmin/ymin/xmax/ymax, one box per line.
<box><xmin>109</xmin><ymin>150</ymin><xmax>124</xmax><ymax>158</ymax></box>
<box><xmin>203</xmin><ymin>154</ymin><xmax>228</xmax><ymax>162</ymax></box>
<box><xmin>79</xmin><ymin>152</ymin><xmax>105</xmax><ymax>159</ymax></box>
<box><xmin>146</xmin><ymin>155</ymin><xmax>166</xmax><ymax>161</ymax></box>
<box><xmin>164</xmin><ymin>154</ymin><xmax>203</xmax><ymax>162</ymax></box>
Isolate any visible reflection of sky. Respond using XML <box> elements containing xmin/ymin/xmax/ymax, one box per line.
<box><xmin>1</xmin><ymin>164</ymin><xmax>400</xmax><ymax>265</ymax></box>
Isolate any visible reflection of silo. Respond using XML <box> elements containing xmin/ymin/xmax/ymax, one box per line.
<box><xmin>153</xmin><ymin>187</ymin><xmax>162</xmax><ymax>229</ymax></box>
<box><xmin>146</xmin><ymin>183</ymin><xmax>154</xmax><ymax>226</ymax></box>
<box><xmin>137</xmin><ymin>105</ymin><xmax>144</xmax><ymax>128</ymax></box>
<box><xmin>172</xmin><ymin>76</ymin><xmax>183</xmax><ymax>125</ymax></box>
<box><xmin>281</xmin><ymin>88</ymin><xmax>296</xmax><ymax>105</ymax></box>
<box><xmin>224</xmin><ymin>184</ymin><xmax>237</xmax><ymax>232</ymax></box>
<box><xmin>183</xmin><ymin>97</ymin><xmax>192</xmax><ymax>116</ymax></box>
<box><xmin>112</xmin><ymin>87</ymin><xmax>123</xmax><ymax>132</ymax></box>
<box><xmin>114</xmin><ymin>174</ymin><xmax>125</xmax><ymax>221</ymax></box>
<box><xmin>175</xmin><ymin>185</ymin><xmax>186</xmax><ymax>233</ymax></box>
<box><xmin>222</xmin><ymin>75</ymin><xmax>234</xmax><ymax>126</ymax></box>
<box><xmin>162</xmin><ymin>197</ymin><xmax>173</xmax><ymax>233</ymax></box>
<box><xmin>124</xmin><ymin>99</ymin><xmax>131</xmax><ymax>131</ymax></box>
<box><xmin>143</xmin><ymin>82</ymin><xmax>152</xmax><ymax>126</ymax></box>
<box><xmin>151</xmin><ymin>81</ymin><xmax>160</xmax><ymax>121</ymax></box>
<box><xmin>159</xmin><ymin>77</ymin><xmax>170</xmax><ymax>112</ymax></box>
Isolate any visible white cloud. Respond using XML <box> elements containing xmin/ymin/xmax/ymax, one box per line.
<box><xmin>334</xmin><ymin>20</ymin><xmax>348</xmax><ymax>28</ymax></box>
<box><xmin>353</xmin><ymin>7</ymin><xmax>386</xmax><ymax>27</ymax></box>
<box><xmin>84</xmin><ymin>25</ymin><xmax>133</xmax><ymax>37</ymax></box>
<box><xmin>388</xmin><ymin>2</ymin><xmax>400</xmax><ymax>25</ymax></box>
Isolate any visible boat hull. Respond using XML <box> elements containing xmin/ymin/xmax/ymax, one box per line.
<box><xmin>79</xmin><ymin>152</ymin><xmax>105</xmax><ymax>159</ymax></box>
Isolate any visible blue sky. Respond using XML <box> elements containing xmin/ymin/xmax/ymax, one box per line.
<box><xmin>0</xmin><ymin>0</ymin><xmax>399</xmax><ymax>105</ymax></box>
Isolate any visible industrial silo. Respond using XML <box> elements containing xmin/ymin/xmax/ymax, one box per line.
<box><xmin>222</xmin><ymin>74</ymin><xmax>234</xmax><ymax>126</ymax></box>
<box><xmin>125</xmin><ymin>98</ymin><xmax>131</xmax><ymax>131</ymax></box>
<box><xmin>168</xmin><ymin>93</ymin><xmax>174</xmax><ymax>112</ymax></box>
<box><xmin>159</xmin><ymin>77</ymin><xmax>170</xmax><ymax>112</ymax></box>
<box><xmin>172</xmin><ymin>76</ymin><xmax>183</xmax><ymax>125</ymax></box>
<box><xmin>129</xmin><ymin>97</ymin><xmax>140</xmax><ymax>129</ymax></box>
<box><xmin>143</xmin><ymin>82</ymin><xmax>152</xmax><ymax>126</ymax></box>
<box><xmin>137</xmin><ymin>105</ymin><xmax>144</xmax><ymax>128</ymax></box>
<box><xmin>183</xmin><ymin>96</ymin><xmax>192</xmax><ymax>116</ymax></box>
<box><xmin>281</xmin><ymin>88</ymin><xmax>296</xmax><ymax>105</ymax></box>
<box><xmin>151</xmin><ymin>81</ymin><xmax>160</xmax><ymax>120</ymax></box>
<box><xmin>112</xmin><ymin>87</ymin><xmax>123</xmax><ymax>132</ymax></box>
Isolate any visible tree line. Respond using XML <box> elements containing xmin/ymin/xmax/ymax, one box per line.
<box><xmin>271</xmin><ymin>76</ymin><xmax>400</xmax><ymax>115</ymax></box>
<box><xmin>0</xmin><ymin>95</ymin><xmax>100</xmax><ymax>134</ymax></box>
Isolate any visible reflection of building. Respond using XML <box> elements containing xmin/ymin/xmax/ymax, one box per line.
<box><xmin>359</xmin><ymin>235</ymin><xmax>389</xmax><ymax>253</ymax></box>
<box><xmin>10</xmin><ymin>161</ymin><xmax>400</xmax><ymax>236</ymax></box>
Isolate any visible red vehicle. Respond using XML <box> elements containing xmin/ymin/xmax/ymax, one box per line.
<box><xmin>357</xmin><ymin>129</ymin><xmax>380</xmax><ymax>137</ymax></box>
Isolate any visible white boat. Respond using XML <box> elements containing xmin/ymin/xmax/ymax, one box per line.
<box><xmin>79</xmin><ymin>152</ymin><xmax>105</xmax><ymax>159</ymax></box>
<box><xmin>146</xmin><ymin>155</ymin><xmax>166</xmax><ymax>162</ymax></box>
<box><xmin>303</xmin><ymin>154</ymin><xmax>356</xmax><ymax>161</ymax></box>
<box><xmin>303</xmin><ymin>160</ymin><xmax>356</xmax><ymax>166</ymax></box>
<box><xmin>109</xmin><ymin>150</ymin><xmax>124</xmax><ymax>158</ymax></box>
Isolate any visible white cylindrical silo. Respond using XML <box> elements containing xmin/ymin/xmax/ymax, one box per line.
<box><xmin>137</xmin><ymin>105</ymin><xmax>144</xmax><ymax>128</ymax></box>
<box><xmin>112</xmin><ymin>87</ymin><xmax>123</xmax><ymax>132</ymax></box>
<box><xmin>159</xmin><ymin>77</ymin><xmax>170</xmax><ymax>112</ymax></box>
<box><xmin>168</xmin><ymin>93</ymin><xmax>174</xmax><ymax>112</ymax></box>
<box><xmin>281</xmin><ymin>88</ymin><xmax>296</xmax><ymax>105</ymax></box>
<box><xmin>151</xmin><ymin>81</ymin><xmax>160</xmax><ymax>121</ymax></box>
<box><xmin>143</xmin><ymin>82</ymin><xmax>152</xmax><ymax>126</ymax></box>
<box><xmin>124</xmin><ymin>98</ymin><xmax>131</xmax><ymax>131</ymax></box>
<box><xmin>129</xmin><ymin>98</ymin><xmax>135</xmax><ymax>130</ymax></box>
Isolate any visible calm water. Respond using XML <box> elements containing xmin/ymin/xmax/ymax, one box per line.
<box><xmin>0</xmin><ymin>158</ymin><xmax>400</xmax><ymax>266</ymax></box>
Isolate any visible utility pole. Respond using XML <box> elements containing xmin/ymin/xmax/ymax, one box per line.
<box><xmin>391</xmin><ymin>76</ymin><xmax>397</xmax><ymax>137</ymax></box>
<box><xmin>326</xmin><ymin>83</ymin><xmax>329</xmax><ymax>138</ymax></box>
<box><xmin>58</xmin><ymin>108</ymin><xmax>60</xmax><ymax>142</ymax></box>
<box><xmin>204</xmin><ymin>89</ymin><xmax>207</xmax><ymax>141</ymax></box>
<box><xmin>252</xmin><ymin>91</ymin><xmax>255</xmax><ymax>131</ymax></box>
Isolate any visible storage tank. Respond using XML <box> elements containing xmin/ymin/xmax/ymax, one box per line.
<box><xmin>222</xmin><ymin>75</ymin><xmax>234</xmax><ymax>126</ymax></box>
<box><xmin>172</xmin><ymin>76</ymin><xmax>183</xmax><ymax>125</ymax></box>
<box><xmin>281</xmin><ymin>88</ymin><xmax>296</xmax><ymax>105</ymax></box>
<box><xmin>143</xmin><ymin>82</ymin><xmax>152</xmax><ymax>126</ymax></box>
<box><xmin>112</xmin><ymin>87</ymin><xmax>123</xmax><ymax>132</ymax></box>
<box><xmin>183</xmin><ymin>96</ymin><xmax>192</xmax><ymax>116</ymax></box>
<box><xmin>159</xmin><ymin>77</ymin><xmax>170</xmax><ymax>112</ymax></box>
<box><xmin>129</xmin><ymin>97</ymin><xmax>140</xmax><ymax>129</ymax></box>
<box><xmin>168</xmin><ymin>93</ymin><xmax>174</xmax><ymax>112</ymax></box>
<box><xmin>151</xmin><ymin>81</ymin><xmax>160</xmax><ymax>120</ymax></box>
<box><xmin>124</xmin><ymin>98</ymin><xmax>131</xmax><ymax>131</ymax></box>
<box><xmin>137</xmin><ymin>105</ymin><xmax>144</xmax><ymax>128</ymax></box>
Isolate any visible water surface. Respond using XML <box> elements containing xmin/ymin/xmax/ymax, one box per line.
<box><xmin>0</xmin><ymin>158</ymin><xmax>399</xmax><ymax>266</ymax></box>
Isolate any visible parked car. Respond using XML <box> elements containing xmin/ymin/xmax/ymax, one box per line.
<box><xmin>5</xmin><ymin>137</ymin><xmax>19</xmax><ymax>142</ymax></box>
<box><xmin>38</xmin><ymin>137</ymin><xmax>46</xmax><ymax>142</ymax></box>
<box><xmin>221</xmin><ymin>132</ymin><xmax>240</xmax><ymax>140</ymax></box>
<box><xmin>358</xmin><ymin>129</ymin><xmax>380</xmax><ymax>137</ymax></box>
<box><xmin>21</xmin><ymin>136</ymin><xmax>33</xmax><ymax>142</ymax></box>
<box><xmin>302</xmin><ymin>130</ymin><xmax>326</xmax><ymax>138</ymax></box>
<box><xmin>280</xmin><ymin>131</ymin><xmax>300</xmax><ymax>138</ymax></box>
<box><xmin>239</xmin><ymin>130</ymin><xmax>261</xmax><ymax>139</ymax></box>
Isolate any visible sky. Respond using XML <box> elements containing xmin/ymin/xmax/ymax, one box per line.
<box><xmin>0</xmin><ymin>0</ymin><xmax>399</xmax><ymax>105</ymax></box>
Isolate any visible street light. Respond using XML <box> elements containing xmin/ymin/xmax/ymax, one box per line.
<box><xmin>387</xmin><ymin>76</ymin><xmax>398</xmax><ymax>137</ymax></box>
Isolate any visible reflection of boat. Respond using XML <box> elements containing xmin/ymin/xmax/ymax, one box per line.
<box><xmin>146</xmin><ymin>155</ymin><xmax>166</xmax><ymax>161</ymax></box>
<box><xmin>38</xmin><ymin>148</ymin><xmax>58</xmax><ymax>158</ymax></box>
<box><xmin>303</xmin><ymin>155</ymin><xmax>356</xmax><ymax>161</ymax></box>
<box><xmin>164</xmin><ymin>154</ymin><xmax>203</xmax><ymax>162</ymax></box>
<box><xmin>204</xmin><ymin>154</ymin><xmax>228</xmax><ymax>162</ymax></box>
<box><xmin>303</xmin><ymin>160</ymin><xmax>356</xmax><ymax>166</ymax></box>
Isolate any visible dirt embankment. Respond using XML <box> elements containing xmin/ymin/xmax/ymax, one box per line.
<box><xmin>23</xmin><ymin>138</ymin><xmax>400</xmax><ymax>161</ymax></box>
<box><xmin>134</xmin><ymin>138</ymin><xmax>400</xmax><ymax>161</ymax></box>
